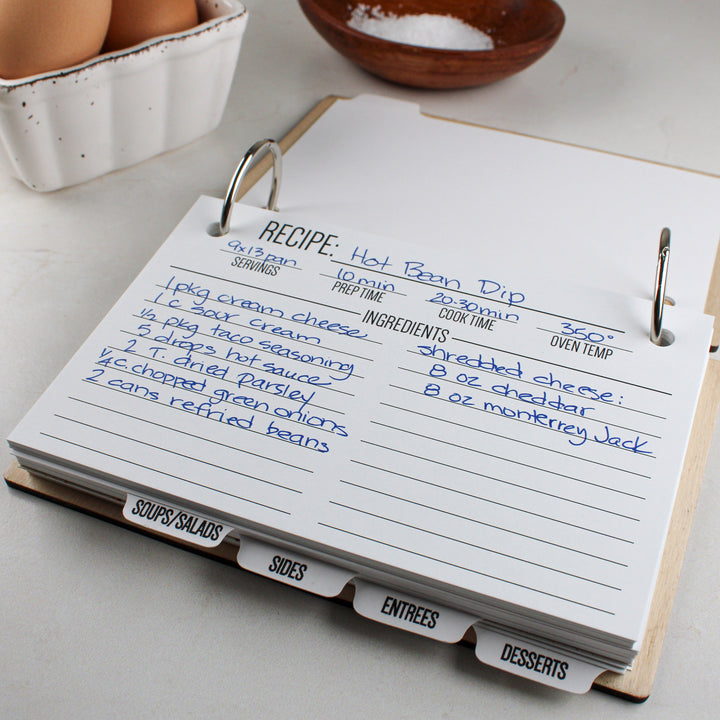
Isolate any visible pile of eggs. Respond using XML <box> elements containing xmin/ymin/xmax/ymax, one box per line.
<box><xmin>0</xmin><ymin>0</ymin><xmax>199</xmax><ymax>79</ymax></box>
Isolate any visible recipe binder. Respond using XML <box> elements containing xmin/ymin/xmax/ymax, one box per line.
<box><xmin>6</xmin><ymin>95</ymin><xmax>720</xmax><ymax>701</ymax></box>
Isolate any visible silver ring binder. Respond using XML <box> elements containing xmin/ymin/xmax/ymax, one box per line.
<box><xmin>651</xmin><ymin>228</ymin><xmax>674</xmax><ymax>346</ymax></box>
<box><xmin>208</xmin><ymin>139</ymin><xmax>282</xmax><ymax>237</ymax></box>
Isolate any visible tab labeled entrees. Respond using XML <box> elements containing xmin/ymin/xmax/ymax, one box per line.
<box><xmin>352</xmin><ymin>580</ymin><xmax>477</xmax><ymax>643</ymax></box>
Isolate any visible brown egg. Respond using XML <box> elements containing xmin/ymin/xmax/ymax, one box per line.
<box><xmin>0</xmin><ymin>0</ymin><xmax>111</xmax><ymax>80</ymax></box>
<box><xmin>103</xmin><ymin>0</ymin><xmax>199</xmax><ymax>52</ymax></box>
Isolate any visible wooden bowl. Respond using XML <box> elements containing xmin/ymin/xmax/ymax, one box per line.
<box><xmin>298</xmin><ymin>0</ymin><xmax>565</xmax><ymax>89</ymax></box>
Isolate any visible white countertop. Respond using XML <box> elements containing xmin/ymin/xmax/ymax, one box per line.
<box><xmin>2</xmin><ymin>1</ymin><xmax>719</xmax><ymax>716</ymax></box>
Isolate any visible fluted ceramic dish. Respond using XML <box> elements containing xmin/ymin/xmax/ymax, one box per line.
<box><xmin>0</xmin><ymin>0</ymin><xmax>248</xmax><ymax>191</ymax></box>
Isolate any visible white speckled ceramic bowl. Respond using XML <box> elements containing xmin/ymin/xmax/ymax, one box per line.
<box><xmin>0</xmin><ymin>0</ymin><xmax>248</xmax><ymax>191</ymax></box>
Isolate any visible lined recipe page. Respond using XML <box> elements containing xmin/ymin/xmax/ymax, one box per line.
<box><xmin>9</xmin><ymin>197</ymin><xmax>712</xmax><ymax>643</ymax></box>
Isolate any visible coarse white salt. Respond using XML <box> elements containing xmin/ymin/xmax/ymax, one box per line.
<box><xmin>347</xmin><ymin>5</ymin><xmax>494</xmax><ymax>51</ymax></box>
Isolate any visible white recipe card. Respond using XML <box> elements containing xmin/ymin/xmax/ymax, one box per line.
<box><xmin>9</xmin><ymin>197</ymin><xmax>713</xmax><ymax>650</ymax></box>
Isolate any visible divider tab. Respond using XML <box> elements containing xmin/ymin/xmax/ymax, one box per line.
<box><xmin>122</xmin><ymin>494</ymin><xmax>232</xmax><ymax>548</ymax></box>
<box><xmin>237</xmin><ymin>537</ymin><xmax>354</xmax><ymax>597</ymax></box>
<box><xmin>474</xmin><ymin>624</ymin><xmax>605</xmax><ymax>693</ymax></box>
<box><xmin>352</xmin><ymin>579</ymin><xmax>478</xmax><ymax>643</ymax></box>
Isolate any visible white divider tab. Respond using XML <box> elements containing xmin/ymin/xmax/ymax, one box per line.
<box><xmin>122</xmin><ymin>494</ymin><xmax>231</xmax><ymax>548</ymax></box>
<box><xmin>236</xmin><ymin>537</ymin><xmax>354</xmax><ymax>597</ymax></box>
<box><xmin>474</xmin><ymin>625</ymin><xmax>603</xmax><ymax>693</ymax></box>
<box><xmin>352</xmin><ymin>579</ymin><xmax>477</xmax><ymax>643</ymax></box>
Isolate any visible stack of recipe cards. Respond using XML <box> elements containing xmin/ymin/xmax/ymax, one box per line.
<box><xmin>8</xmin><ymin>193</ymin><xmax>714</xmax><ymax>694</ymax></box>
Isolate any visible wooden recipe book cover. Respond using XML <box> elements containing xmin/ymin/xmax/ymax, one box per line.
<box><xmin>6</xmin><ymin>95</ymin><xmax>720</xmax><ymax>701</ymax></box>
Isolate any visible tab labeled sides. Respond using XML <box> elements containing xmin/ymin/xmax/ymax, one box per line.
<box><xmin>474</xmin><ymin>625</ymin><xmax>604</xmax><ymax>693</ymax></box>
<box><xmin>122</xmin><ymin>494</ymin><xmax>232</xmax><ymax>548</ymax></box>
<box><xmin>352</xmin><ymin>579</ymin><xmax>477</xmax><ymax>643</ymax></box>
<box><xmin>237</xmin><ymin>537</ymin><xmax>354</xmax><ymax>597</ymax></box>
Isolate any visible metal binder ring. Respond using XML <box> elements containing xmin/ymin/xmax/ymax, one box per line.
<box><xmin>208</xmin><ymin>139</ymin><xmax>282</xmax><ymax>237</ymax></box>
<box><xmin>651</xmin><ymin>228</ymin><xmax>674</xmax><ymax>346</ymax></box>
